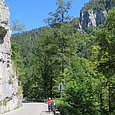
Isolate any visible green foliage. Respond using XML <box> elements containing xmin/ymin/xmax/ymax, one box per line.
<box><xmin>96</xmin><ymin>7</ymin><xmax>115</xmax><ymax>75</ymax></box>
<box><xmin>12</xmin><ymin>19</ymin><xmax>25</xmax><ymax>32</ymax></box>
<box><xmin>44</xmin><ymin>0</ymin><xmax>72</xmax><ymax>25</ymax></box>
<box><xmin>55</xmin><ymin>99</ymin><xmax>73</xmax><ymax>115</ymax></box>
<box><xmin>11</xmin><ymin>41</ymin><xmax>21</xmax><ymax>61</ymax></box>
<box><xmin>10</xmin><ymin>0</ymin><xmax>115</xmax><ymax>115</ymax></box>
<box><xmin>60</xmin><ymin>57</ymin><xmax>100</xmax><ymax>115</ymax></box>
<box><xmin>65</xmin><ymin>81</ymin><xmax>99</xmax><ymax>115</ymax></box>
<box><xmin>11</xmin><ymin>41</ymin><xmax>22</xmax><ymax>77</ymax></box>
<box><xmin>18</xmin><ymin>87</ymin><xmax>23</xmax><ymax>94</ymax></box>
<box><xmin>3</xmin><ymin>99</ymin><xmax>8</xmax><ymax>105</ymax></box>
<box><xmin>70</xmin><ymin>18</ymin><xmax>80</xmax><ymax>33</ymax></box>
<box><xmin>8</xmin><ymin>78</ymin><xmax>13</xmax><ymax>84</ymax></box>
<box><xmin>95</xmin><ymin>7</ymin><xmax>115</xmax><ymax>114</ymax></box>
<box><xmin>82</xmin><ymin>0</ymin><xmax>109</xmax><ymax>11</ymax></box>
<box><xmin>42</xmin><ymin>0</ymin><xmax>77</xmax><ymax>98</ymax></box>
<box><xmin>75</xmin><ymin>31</ymin><xmax>96</xmax><ymax>59</ymax></box>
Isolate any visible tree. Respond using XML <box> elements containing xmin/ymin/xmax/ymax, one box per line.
<box><xmin>64</xmin><ymin>57</ymin><xmax>100</xmax><ymax>115</ymax></box>
<box><xmin>95</xmin><ymin>7</ymin><xmax>115</xmax><ymax>114</ymax></box>
<box><xmin>44</xmin><ymin>0</ymin><xmax>72</xmax><ymax>25</ymax></box>
<box><xmin>12</xmin><ymin>19</ymin><xmax>25</xmax><ymax>32</ymax></box>
<box><xmin>44</xmin><ymin>0</ymin><xmax>76</xmax><ymax>83</ymax></box>
<box><xmin>11</xmin><ymin>41</ymin><xmax>21</xmax><ymax>75</ymax></box>
<box><xmin>35</xmin><ymin>26</ymin><xmax>59</xmax><ymax>98</ymax></box>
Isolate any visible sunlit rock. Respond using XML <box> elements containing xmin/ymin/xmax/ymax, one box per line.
<box><xmin>0</xmin><ymin>0</ymin><xmax>22</xmax><ymax>113</ymax></box>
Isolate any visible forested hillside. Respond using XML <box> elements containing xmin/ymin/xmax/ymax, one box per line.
<box><xmin>11</xmin><ymin>0</ymin><xmax>115</xmax><ymax>115</ymax></box>
<box><xmin>82</xmin><ymin>0</ymin><xmax>112</xmax><ymax>11</ymax></box>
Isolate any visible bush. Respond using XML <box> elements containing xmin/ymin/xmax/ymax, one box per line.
<box><xmin>18</xmin><ymin>87</ymin><xmax>23</xmax><ymax>94</ymax></box>
<box><xmin>55</xmin><ymin>99</ymin><xmax>76</xmax><ymax>115</ymax></box>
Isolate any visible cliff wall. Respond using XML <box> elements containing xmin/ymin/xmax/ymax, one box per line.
<box><xmin>79</xmin><ymin>0</ymin><xmax>113</xmax><ymax>29</ymax></box>
<box><xmin>0</xmin><ymin>0</ymin><xmax>22</xmax><ymax>113</ymax></box>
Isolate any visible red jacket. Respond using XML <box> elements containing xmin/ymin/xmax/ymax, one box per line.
<box><xmin>48</xmin><ymin>99</ymin><xmax>52</xmax><ymax>105</ymax></box>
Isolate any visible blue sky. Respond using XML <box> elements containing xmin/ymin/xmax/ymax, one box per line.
<box><xmin>5</xmin><ymin>0</ymin><xmax>89</xmax><ymax>31</ymax></box>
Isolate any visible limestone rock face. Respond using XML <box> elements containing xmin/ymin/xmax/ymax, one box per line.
<box><xmin>80</xmin><ymin>9</ymin><xmax>107</xmax><ymax>29</ymax></box>
<box><xmin>79</xmin><ymin>0</ymin><xmax>113</xmax><ymax>30</ymax></box>
<box><xmin>0</xmin><ymin>0</ymin><xmax>22</xmax><ymax>113</ymax></box>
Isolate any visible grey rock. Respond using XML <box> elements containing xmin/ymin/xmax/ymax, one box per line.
<box><xmin>0</xmin><ymin>1</ymin><xmax>22</xmax><ymax>114</ymax></box>
<box><xmin>79</xmin><ymin>0</ymin><xmax>113</xmax><ymax>30</ymax></box>
<box><xmin>80</xmin><ymin>9</ymin><xmax>107</xmax><ymax>30</ymax></box>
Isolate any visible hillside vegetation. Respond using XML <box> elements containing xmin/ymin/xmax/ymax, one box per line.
<box><xmin>82</xmin><ymin>0</ymin><xmax>112</xmax><ymax>11</ymax></box>
<box><xmin>11</xmin><ymin>0</ymin><xmax>115</xmax><ymax>114</ymax></box>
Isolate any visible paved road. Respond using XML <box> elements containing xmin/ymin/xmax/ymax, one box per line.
<box><xmin>2</xmin><ymin>102</ymin><xmax>54</xmax><ymax>115</ymax></box>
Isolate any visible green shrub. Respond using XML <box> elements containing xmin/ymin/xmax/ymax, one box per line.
<box><xmin>55</xmin><ymin>99</ymin><xmax>75</xmax><ymax>115</ymax></box>
<box><xmin>8</xmin><ymin>78</ymin><xmax>13</xmax><ymax>84</ymax></box>
<box><xmin>3</xmin><ymin>99</ymin><xmax>8</xmax><ymax>105</ymax></box>
<box><xmin>18</xmin><ymin>87</ymin><xmax>23</xmax><ymax>94</ymax></box>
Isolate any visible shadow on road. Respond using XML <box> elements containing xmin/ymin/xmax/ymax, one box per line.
<box><xmin>40</xmin><ymin>110</ymin><xmax>61</xmax><ymax>115</ymax></box>
<box><xmin>40</xmin><ymin>111</ymin><xmax>54</xmax><ymax>115</ymax></box>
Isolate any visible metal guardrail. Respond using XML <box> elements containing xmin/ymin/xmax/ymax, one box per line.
<box><xmin>22</xmin><ymin>98</ymin><xmax>47</xmax><ymax>103</ymax></box>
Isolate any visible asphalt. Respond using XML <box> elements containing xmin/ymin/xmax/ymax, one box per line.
<box><xmin>2</xmin><ymin>102</ymin><xmax>54</xmax><ymax>115</ymax></box>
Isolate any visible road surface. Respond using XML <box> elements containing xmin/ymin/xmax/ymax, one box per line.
<box><xmin>2</xmin><ymin>102</ymin><xmax>54</xmax><ymax>115</ymax></box>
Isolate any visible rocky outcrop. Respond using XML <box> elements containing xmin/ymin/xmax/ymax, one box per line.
<box><xmin>0</xmin><ymin>0</ymin><xmax>22</xmax><ymax>113</ymax></box>
<box><xmin>80</xmin><ymin>9</ymin><xmax>107</xmax><ymax>29</ymax></box>
<box><xmin>79</xmin><ymin>0</ymin><xmax>113</xmax><ymax>30</ymax></box>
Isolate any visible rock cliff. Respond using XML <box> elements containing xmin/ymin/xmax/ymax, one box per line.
<box><xmin>0</xmin><ymin>0</ymin><xmax>22</xmax><ymax>113</ymax></box>
<box><xmin>79</xmin><ymin>0</ymin><xmax>113</xmax><ymax>30</ymax></box>
<box><xmin>80</xmin><ymin>10</ymin><xmax>107</xmax><ymax>29</ymax></box>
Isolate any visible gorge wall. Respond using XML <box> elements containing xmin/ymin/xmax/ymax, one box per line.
<box><xmin>0</xmin><ymin>0</ymin><xmax>22</xmax><ymax>113</ymax></box>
